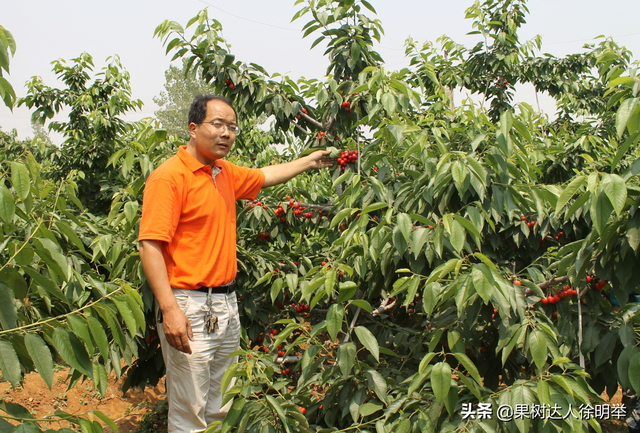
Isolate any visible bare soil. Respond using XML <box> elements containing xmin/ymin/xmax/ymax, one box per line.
<box><xmin>0</xmin><ymin>368</ymin><xmax>165</xmax><ymax>433</ymax></box>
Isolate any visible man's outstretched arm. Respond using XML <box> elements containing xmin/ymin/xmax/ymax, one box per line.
<box><xmin>260</xmin><ymin>150</ymin><xmax>333</xmax><ymax>188</ymax></box>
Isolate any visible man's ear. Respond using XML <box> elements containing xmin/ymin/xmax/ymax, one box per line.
<box><xmin>189</xmin><ymin>122</ymin><xmax>197</xmax><ymax>139</ymax></box>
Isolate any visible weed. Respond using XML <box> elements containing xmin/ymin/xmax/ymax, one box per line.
<box><xmin>133</xmin><ymin>400</ymin><xmax>168</xmax><ymax>433</ymax></box>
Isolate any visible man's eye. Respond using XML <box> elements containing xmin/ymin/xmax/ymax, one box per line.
<box><xmin>228</xmin><ymin>125</ymin><xmax>237</xmax><ymax>132</ymax></box>
<box><xmin>213</xmin><ymin>122</ymin><xmax>224</xmax><ymax>128</ymax></box>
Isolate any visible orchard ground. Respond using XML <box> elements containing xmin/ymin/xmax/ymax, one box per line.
<box><xmin>0</xmin><ymin>368</ymin><xmax>165</xmax><ymax>433</ymax></box>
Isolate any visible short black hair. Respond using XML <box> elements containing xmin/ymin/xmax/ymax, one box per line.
<box><xmin>188</xmin><ymin>95</ymin><xmax>237</xmax><ymax>126</ymax></box>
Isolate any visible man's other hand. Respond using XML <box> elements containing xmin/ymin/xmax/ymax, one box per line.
<box><xmin>162</xmin><ymin>306</ymin><xmax>194</xmax><ymax>354</ymax></box>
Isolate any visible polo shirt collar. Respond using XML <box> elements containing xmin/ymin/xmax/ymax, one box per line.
<box><xmin>177</xmin><ymin>145</ymin><xmax>223</xmax><ymax>174</ymax></box>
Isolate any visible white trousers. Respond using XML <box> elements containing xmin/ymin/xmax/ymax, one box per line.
<box><xmin>157</xmin><ymin>289</ymin><xmax>240</xmax><ymax>433</ymax></box>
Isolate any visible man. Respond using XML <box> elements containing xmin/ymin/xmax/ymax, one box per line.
<box><xmin>138</xmin><ymin>94</ymin><xmax>332</xmax><ymax>433</ymax></box>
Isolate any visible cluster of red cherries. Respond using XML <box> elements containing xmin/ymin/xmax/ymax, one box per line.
<box><xmin>541</xmin><ymin>285</ymin><xmax>577</xmax><ymax>305</ymax></box>
<box><xmin>587</xmin><ymin>275</ymin><xmax>607</xmax><ymax>291</ymax></box>
<box><xmin>292</xmin><ymin>301</ymin><xmax>310</xmax><ymax>313</ymax></box>
<box><xmin>337</xmin><ymin>150</ymin><xmax>358</xmax><ymax>172</ymax></box>
<box><xmin>250</xmin><ymin>199</ymin><xmax>267</xmax><ymax>209</ymax></box>
<box><xmin>257</xmin><ymin>232</ymin><xmax>270</xmax><ymax>242</ymax></box>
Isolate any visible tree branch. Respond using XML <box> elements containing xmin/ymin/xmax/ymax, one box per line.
<box><xmin>537</xmin><ymin>276</ymin><xmax>568</xmax><ymax>290</ymax></box>
<box><xmin>298</xmin><ymin>202</ymin><xmax>333</xmax><ymax>213</ymax></box>
<box><xmin>299</xmin><ymin>111</ymin><xmax>324</xmax><ymax>130</ymax></box>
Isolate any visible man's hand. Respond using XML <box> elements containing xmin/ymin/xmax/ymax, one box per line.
<box><xmin>261</xmin><ymin>149</ymin><xmax>334</xmax><ymax>188</ymax></box>
<box><xmin>306</xmin><ymin>149</ymin><xmax>335</xmax><ymax>170</ymax></box>
<box><xmin>161</xmin><ymin>305</ymin><xmax>194</xmax><ymax>354</ymax></box>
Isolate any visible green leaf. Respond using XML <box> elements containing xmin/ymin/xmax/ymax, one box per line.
<box><xmin>591</xmin><ymin>191</ymin><xmax>614</xmax><ymax>235</ymax></box>
<box><xmin>0</xmin><ymin>339</ymin><xmax>21</xmax><ymax>387</ymax></box>
<box><xmin>411</xmin><ymin>227</ymin><xmax>429</xmax><ymax>259</ymax></box>
<box><xmin>555</xmin><ymin>175</ymin><xmax>586</xmax><ymax>216</ymax></box>
<box><xmin>381</xmin><ymin>92</ymin><xmax>396</xmax><ymax>115</ymax></box>
<box><xmin>330</xmin><ymin>207</ymin><xmax>356</xmax><ymax>228</ymax></box>
<box><xmin>221</xmin><ymin>398</ymin><xmax>245</xmax><ymax>433</ymax></box>
<box><xmin>618</xmin><ymin>346</ymin><xmax>639</xmax><ymax>390</ymax></box>
<box><xmin>265</xmin><ymin>395</ymin><xmax>290</xmax><ymax>433</ymax></box>
<box><xmin>10</xmin><ymin>161</ymin><xmax>30</xmax><ymax>202</ymax></box>
<box><xmin>285</xmin><ymin>273</ymin><xmax>298</xmax><ymax>294</ymax></box>
<box><xmin>87</xmin><ymin>315</ymin><xmax>110</xmax><ymax>364</ymax></box>
<box><xmin>54</xmin><ymin>220</ymin><xmax>86</xmax><ymax>252</ymax></box>
<box><xmin>528</xmin><ymin>330</ymin><xmax>547</xmax><ymax>371</ymax></box>
<box><xmin>431</xmin><ymin>362</ymin><xmax>451</xmax><ymax>404</ymax></box>
<box><xmin>450</xmin><ymin>219</ymin><xmax>465</xmax><ymax>253</ymax></box>
<box><xmin>630</xmin><ymin>352</ymin><xmax>640</xmax><ymax>395</ymax></box>
<box><xmin>348</xmin><ymin>299</ymin><xmax>372</xmax><ymax>313</ymax></box>
<box><xmin>338</xmin><ymin>342</ymin><xmax>356</xmax><ymax>377</ymax></box>
<box><xmin>453</xmin><ymin>215</ymin><xmax>482</xmax><ymax>240</ymax></box>
<box><xmin>23</xmin><ymin>266</ymin><xmax>68</xmax><ymax>304</ymax></box>
<box><xmin>0</xmin><ymin>281</ymin><xmax>17</xmax><ymax>330</ymax></box>
<box><xmin>397</xmin><ymin>212</ymin><xmax>412</xmax><ymax>242</ymax></box>
<box><xmin>324</xmin><ymin>269</ymin><xmax>337</xmax><ymax>297</ymax></box>
<box><xmin>537</xmin><ymin>379</ymin><xmax>552</xmax><ymax>406</ymax></box>
<box><xmin>601</xmin><ymin>173</ymin><xmax>627</xmax><ymax>216</ymax></box>
<box><xmin>359</xmin><ymin>401</ymin><xmax>384</xmax><ymax>417</ymax></box>
<box><xmin>365</xmin><ymin>369</ymin><xmax>388</xmax><ymax>404</ymax></box>
<box><xmin>270</xmin><ymin>278</ymin><xmax>284</xmax><ymax>304</ymax></box>
<box><xmin>24</xmin><ymin>333</ymin><xmax>54</xmax><ymax>390</ymax></box>
<box><xmin>472</xmin><ymin>265</ymin><xmax>494</xmax><ymax>304</ymax></box>
<box><xmin>0</xmin><ymin>185</ymin><xmax>15</xmax><ymax>223</ymax></box>
<box><xmin>617</xmin><ymin>97</ymin><xmax>639</xmax><ymax>138</ymax></box>
<box><xmin>92</xmin><ymin>410</ymin><xmax>119</xmax><ymax>433</ymax></box>
<box><xmin>33</xmin><ymin>237</ymin><xmax>69</xmax><ymax>282</ymax></box>
<box><xmin>112</xmin><ymin>297</ymin><xmax>138</xmax><ymax>336</ymax></box>
<box><xmin>67</xmin><ymin>314</ymin><xmax>95</xmax><ymax>355</ymax></box>
<box><xmin>338</xmin><ymin>281</ymin><xmax>357</xmax><ymax>303</ymax></box>
<box><xmin>52</xmin><ymin>327</ymin><xmax>92</xmax><ymax>377</ymax></box>
<box><xmin>326</xmin><ymin>304</ymin><xmax>344</xmax><ymax>342</ymax></box>
<box><xmin>354</xmin><ymin>326</ymin><xmax>379</xmax><ymax>361</ymax></box>
<box><xmin>361</xmin><ymin>202</ymin><xmax>388</xmax><ymax>214</ymax></box>
<box><xmin>452</xmin><ymin>353</ymin><xmax>482</xmax><ymax>385</ymax></box>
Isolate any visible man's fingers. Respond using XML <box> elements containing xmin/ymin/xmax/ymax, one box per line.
<box><xmin>186</xmin><ymin>321</ymin><xmax>194</xmax><ymax>341</ymax></box>
<box><xmin>179</xmin><ymin>334</ymin><xmax>192</xmax><ymax>354</ymax></box>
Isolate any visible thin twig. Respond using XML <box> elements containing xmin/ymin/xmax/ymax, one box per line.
<box><xmin>343</xmin><ymin>307</ymin><xmax>361</xmax><ymax>342</ymax></box>
<box><xmin>372</xmin><ymin>299</ymin><xmax>396</xmax><ymax>316</ymax></box>
<box><xmin>276</xmin><ymin>355</ymin><xmax>302</xmax><ymax>364</ymax></box>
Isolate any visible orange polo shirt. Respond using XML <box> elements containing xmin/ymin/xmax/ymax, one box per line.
<box><xmin>138</xmin><ymin>146</ymin><xmax>265</xmax><ymax>290</ymax></box>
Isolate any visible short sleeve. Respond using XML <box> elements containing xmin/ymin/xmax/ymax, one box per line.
<box><xmin>138</xmin><ymin>178</ymin><xmax>183</xmax><ymax>243</ymax></box>
<box><xmin>227</xmin><ymin>163</ymin><xmax>265</xmax><ymax>200</ymax></box>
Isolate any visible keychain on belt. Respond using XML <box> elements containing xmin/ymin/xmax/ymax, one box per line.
<box><xmin>204</xmin><ymin>288</ymin><xmax>218</xmax><ymax>333</ymax></box>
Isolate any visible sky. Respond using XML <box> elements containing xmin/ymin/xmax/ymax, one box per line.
<box><xmin>1</xmin><ymin>0</ymin><xmax>639</xmax><ymax>143</ymax></box>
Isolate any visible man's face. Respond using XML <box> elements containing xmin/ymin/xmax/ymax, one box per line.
<box><xmin>188</xmin><ymin>99</ymin><xmax>237</xmax><ymax>165</ymax></box>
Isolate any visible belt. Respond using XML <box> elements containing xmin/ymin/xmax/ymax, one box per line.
<box><xmin>195</xmin><ymin>282</ymin><xmax>236</xmax><ymax>294</ymax></box>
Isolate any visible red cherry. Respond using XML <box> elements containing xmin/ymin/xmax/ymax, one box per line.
<box><xmin>299</xmin><ymin>407</ymin><xmax>307</xmax><ymax>415</ymax></box>
<box><xmin>541</xmin><ymin>297</ymin><xmax>548</xmax><ymax>305</ymax></box>
<box><xmin>513</xmin><ymin>280</ymin><xmax>521</xmax><ymax>286</ymax></box>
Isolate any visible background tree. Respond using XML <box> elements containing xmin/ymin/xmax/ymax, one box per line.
<box><xmin>18</xmin><ymin>53</ymin><xmax>144</xmax><ymax>215</ymax></box>
<box><xmin>153</xmin><ymin>58</ymin><xmax>214</xmax><ymax>138</ymax></box>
